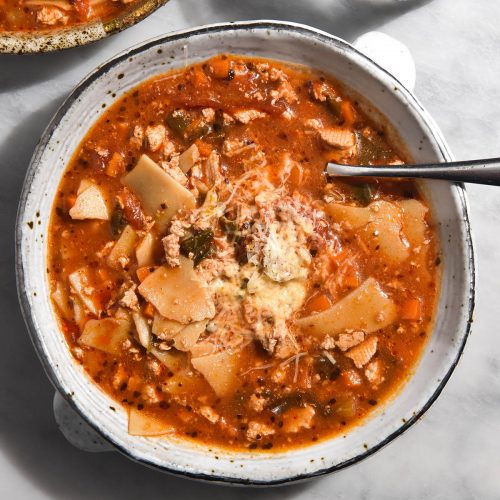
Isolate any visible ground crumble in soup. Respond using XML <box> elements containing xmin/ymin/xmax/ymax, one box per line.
<box><xmin>47</xmin><ymin>55</ymin><xmax>440</xmax><ymax>451</ymax></box>
<box><xmin>0</xmin><ymin>0</ymin><xmax>141</xmax><ymax>31</ymax></box>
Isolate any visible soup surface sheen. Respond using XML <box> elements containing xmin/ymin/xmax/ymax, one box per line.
<box><xmin>0</xmin><ymin>0</ymin><xmax>140</xmax><ymax>31</ymax></box>
<box><xmin>47</xmin><ymin>55</ymin><xmax>440</xmax><ymax>451</ymax></box>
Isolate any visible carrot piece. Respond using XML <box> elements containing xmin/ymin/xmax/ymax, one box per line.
<box><xmin>106</xmin><ymin>152</ymin><xmax>125</xmax><ymax>178</ymax></box>
<box><xmin>304</xmin><ymin>293</ymin><xmax>332</xmax><ymax>315</ymax></box>
<box><xmin>341</xmin><ymin>369</ymin><xmax>362</xmax><ymax>388</ymax></box>
<box><xmin>96</xmin><ymin>268</ymin><xmax>111</xmax><ymax>281</ymax></box>
<box><xmin>342</xmin><ymin>263</ymin><xmax>360</xmax><ymax>289</ymax></box>
<box><xmin>341</xmin><ymin>101</ymin><xmax>356</xmax><ymax>126</ymax></box>
<box><xmin>210</xmin><ymin>57</ymin><xmax>232</xmax><ymax>79</ymax></box>
<box><xmin>136</xmin><ymin>266</ymin><xmax>154</xmax><ymax>282</ymax></box>
<box><xmin>142</xmin><ymin>302</ymin><xmax>155</xmax><ymax>318</ymax></box>
<box><xmin>330</xmin><ymin>248</ymin><xmax>348</xmax><ymax>266</ymax></box>
<box><xmin>66</xmin><ymin>194</ymin><xmax>77</xmax><ymax>209</ymax></box>
<box><xmin>401</xmin><ymin>298</ymin><xmax>422</xmax><ymax>321</ymax></box>
<box><xmin>288</xmin><ymin>164</ymin><xmax>303</xmax><ymax>190</ymax></box>
<box><xmin>73</xmin><ymin>0</ymin><xmax>91</xmax><ymax>18</ymax></box>
<box><xmin>192</xmin><ymin>66</ymin><xmax>210</xmax><ymax>87</ymax></box>
<box><xmin>195</xmin><ymin>139</ymin><xmax>213</xmax><ymax>157</ymax></box>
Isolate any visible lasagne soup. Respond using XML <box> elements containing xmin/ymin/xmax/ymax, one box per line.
<box><xmin>48</xmin><ymin>55</ymin><xmax>440</xmax><ymax>451</ymax></box>
<box><xmin>0</xmin><ymin>0</ymin><xmax>140</xmax><ymax>31</ymax></box>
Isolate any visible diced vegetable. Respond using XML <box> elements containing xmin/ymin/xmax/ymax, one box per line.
<box><xmin>178</xmin><ymin>144</ymin><xmax>200</xmax><ymax>173</ymax></box>
<box><xmin>128</xmin><ymin>408</ymin><xmax>175</xmax><ymax>436</ymax></box>
<box><xmin>69</xmin><ymin>181</ymin><xmax>110</xmax><ymax>221</ymax></box>
<box><xmin>295</xmin><ymin>278</ymin><xmax>397</xmax><ymax>338</ymax></box>
<box><xmin>340</xmin><ymin>101</ymin><xmax>356</xmax><ymax>125</ymax></box>
<box><xmin>191</xmin><ymin>66</ymin><xmax>210</xmax><ymax>87</ymax></box>
<box><xmin>210</xmin><ymin>58</ymin><xmax>232</xmax><ymax>79</ymax></box>
<box><xmin>138</xmin><ymin>257</ymin><xmax>215</xmax><ymax>323</ymax></box>
<box><xmin>78</xmin><ymin>317</ymin><xmax>130</xmax><ymax>355</ymax></box>
<box><xmin>357</xmin><ymin>132</ymin><xmax>393</xmax><ymax>165</ymax></box>
<box><xmin>68</xmin><ymin>267</ymin><xmax>100</xmax><ymax>316</ymax></box>
<box><xmin>304</xmin><ymin>293</ymin><xmax>331</xmax><ymax>315</ymax></box>
<box><xmin>142</xmin><ymin>302</ymin><xmax>155</xmax><ymax>318</ymax></box>
<box><xmin>121</xmin><ymin>155</ymin><xmax>196</xmax><ymax>228</ymax></box>
<box><xmin>401</xmin><ymin>298</ymin><xmax>422</xmax><ymax>321</ymax></box>
<box><xmin>166</xmin><ymin>110</ymin><xmax>192</xmax><ymax>137</ymax></box>
<box><xmin>314</xmin><ymin>355</ymin><xmax>340</xmax><ymax>381</ymax></box>
<box><xmin>136</xmin><ymin>266</ymin><xmax>155</xmax><ymax>282</ymax></box>
<box><xmin>132</xmin><ymin>311</ymin><xmax>151</xmax><ymax>349</ymax></box>
<box><xmin>326</xmin><ymin>96</ymin><xmax>342</xmax><ymax>118</ymax></box>
<box><xmin>107</xmin><ymin>225</ymin><xmax>137</xmax><ymax>269</ymax></box>
<box><xmin>351</xmin><ymin>184</ymin><xmax>374</xmax><ymax>206</ymax></box>
<box><xmin>180</xmin><ymin>229</ymin><xmax>215</xmax><ymax>266</ymax></box>
<box><xmin>135</xmin><ymin>232</ymin><xmax>156</xmax><ymax>268</ymax></box>
<box><xmin>333</xmin><ymin>396</ymin><xmax>357</xmax><ymax>418</ymax></box>
<box><xmin>191</xmin><ymin>350</ymin><xmax>241</xmax><ymax>397</ymax></box>
<box><xmin>340</xmin><ymin>262</ymin><xmax>360</xmax><ymax>289</ymax></box>
<box><xmin>110</xmin><ymin>205</ymin><xmax>127</xmax><ymax>235</ymax></box>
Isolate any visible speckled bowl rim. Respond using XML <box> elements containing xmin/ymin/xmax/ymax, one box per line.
<box><xmin>16</xmin><ymin>20</ymin><xmax>475</xmax><ymax>486</ymax></box>
<box><xmin>0</xmin><ymin>0</ymin><xmax>168</xmax><ymax>54</ymax></box>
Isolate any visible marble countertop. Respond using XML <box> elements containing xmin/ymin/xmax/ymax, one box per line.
<box><xmin>1</xmin><ymin>0</ymin><xmax>499</xmax><ymax>498</ymax></box>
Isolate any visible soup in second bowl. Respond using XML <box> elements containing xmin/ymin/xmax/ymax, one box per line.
<box><xmin>0</xmin><ymin>0</ymin><xmax>142</xmax><ymax>31</ymax></box>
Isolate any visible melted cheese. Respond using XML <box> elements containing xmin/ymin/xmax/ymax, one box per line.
<box><xmin>262</xmin><ymin>220</ymin><xmax>311</xmax><ymax>282</ymax></box>
<box><xmin>246</xmin><ymin>270</ymin><xmax>306</xmax><ymax>321</ymax></box>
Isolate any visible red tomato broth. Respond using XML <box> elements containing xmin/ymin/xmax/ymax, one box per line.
<box><xmin>47</xmin><ymin>55</ymin><xmax>440</xmax><ymax>451</ymax></box>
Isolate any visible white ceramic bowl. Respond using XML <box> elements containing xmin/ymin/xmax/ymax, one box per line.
<box><xmin>16</xmin><ymin>21</ymin><xmax>475</xmax><ymax>485</ymax></box>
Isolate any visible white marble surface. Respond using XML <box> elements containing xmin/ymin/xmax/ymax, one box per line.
<box><xmin>0</xmin><ymin>0</ymin><xmax>499</xmax><ymax>498</ymax></box>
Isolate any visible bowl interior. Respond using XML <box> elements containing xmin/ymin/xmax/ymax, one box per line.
<box><xmin>17</xmin><ymin>21</ymin><xmax>474</xmax><ymax>484</ymax></box>
<box><xmin>0</xmin><ymin>0</ymin><xmax>168</xmax><ymax>54</ymax></box>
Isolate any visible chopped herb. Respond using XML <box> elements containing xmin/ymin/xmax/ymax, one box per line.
<box><xmin>180</xmin><ymin>229</ymin><xmax>215</xmax><ymax>266</ymax></box>
<box><xmin>110</xmin><ymin>205</ymin><xmax>126</xmax><ymax>235</ymax></box>
<box><xmin>357</xmin><ymin>132</ymin><xmax>393</xmax><ymax>165</ymax></box>
<box><xmin>326</xmin><ymin>96</ymin><xmax>342</xmax><ymax>119</ymax></box>
<box><xmin>351</xmin><ymin>184</ymin><xmax>373</xmax><ymax>206</ymax></box>
<box><xmin>219</xmin><ymin>216</ymin><xmax>239</xmax><ymax>238</ymax></box>
<box><xmin>166</xmin><ymin>110</ymin><xmax>192</xmax><ymax>137</ymax></box>
<box><xmin>314</xmin><ymin>355</ymin><xmax>341</xmax><ymax>381</ymax></box>
<box><xmin>187</xmin><ymin>122</ymin><xmax>210</xmax><ymax>142</ymax></box>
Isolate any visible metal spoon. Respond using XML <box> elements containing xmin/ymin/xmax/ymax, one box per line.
<box><xmin>326</xmin><ymin>158</ymin><xmax>500</xmax><ymax>186</ymax></box>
